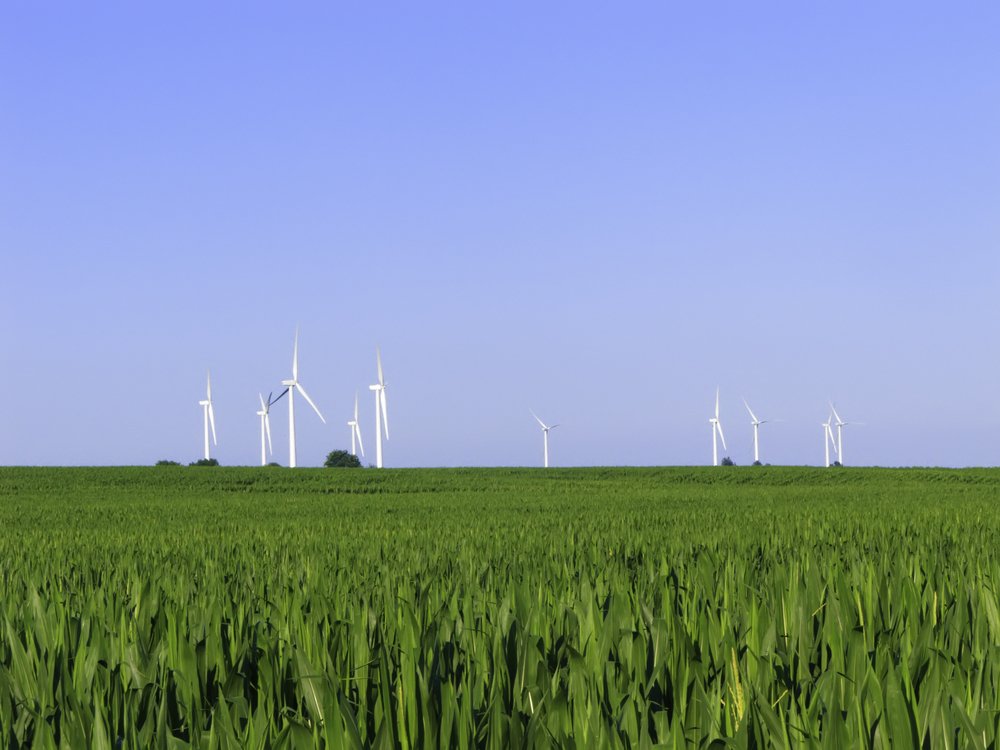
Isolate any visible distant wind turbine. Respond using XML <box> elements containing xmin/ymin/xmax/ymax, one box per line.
<box><xmin>256</xmin><ymin>393</ymin><xmax>274</xmax><ymax>466</ymax></box>
<box><xmin>347</xmin><ymin>392</ymin><xmax>364</xmax><ymax>459</ymax></box>
<box><xmin>822</xmin><ymin>412</ymin><xmax>839</xmax><ymax>467</ymax></box>
<box><xmin>830</xmin><ymin>403</ymin><xmax>860</xmax><ymax>466</ymax></box>
<box><xmin>743</xmin><ymin>398</ymin><xmax>769</xmax><ymax>465</ymax></box>
<box><xmin>280</xmin><ymin>328</ymin><xmax>325</xmax><ymax>468</ymax></box>
<box><xmin>709</xmin><ymin>388</ymin><xmax>727</xmax><ymax>466</ymax></box>
<box><xmin>198</xmin><ymin>371</ymin><xmax>217</xmax><ymax>461</ymax></box>
<box><xmin>369</xmin><ymin>348</ymin><xmax>389</xmax><ymax>468</ymax></box>
<box><xmin>531</xmin><ymin>410</ymin><xmax>559</xmax><ymax>468</ymax></box>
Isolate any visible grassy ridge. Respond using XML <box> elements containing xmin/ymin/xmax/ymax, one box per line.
<box><xmin>1</xmin><ymin>467</ymin><xmax>999</xmax><ymax>748</ymax></box>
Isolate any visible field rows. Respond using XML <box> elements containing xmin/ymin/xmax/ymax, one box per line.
<box><xmin>1</xmin><ymin>467</ymin><xmax>1000</xmax><ymax>748</ymax></box>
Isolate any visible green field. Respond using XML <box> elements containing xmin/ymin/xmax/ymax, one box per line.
<box><xmin>2</xmin><ymin>466</ymin><xmax>1000</xmax><ymax>748</ymax></box>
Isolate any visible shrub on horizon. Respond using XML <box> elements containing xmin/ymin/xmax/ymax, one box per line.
<box><xmin>189</xmin><ymin>458</ymin><xmax>220</xmax><ymax>467</ymax></box>
<box><xmin>324</xmin><ymin>450</ymin><xmax>362</xmax><ymax>468</ymax></box>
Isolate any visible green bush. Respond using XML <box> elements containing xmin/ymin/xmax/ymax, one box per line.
<box><xmin>324</xmin><ymin>450</ymin><xmax>362</xmax><ymax>468</ymax></box>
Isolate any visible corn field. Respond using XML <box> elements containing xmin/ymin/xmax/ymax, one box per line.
<box><xmin>2</xmin><ymin>466</ymin><xmax>1000</xmax><ymax>748</ymax></box>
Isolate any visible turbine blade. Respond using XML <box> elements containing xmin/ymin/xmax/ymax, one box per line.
<box><xmin>355</xmin><ymin>423</ymin><xmax>365</xmax><ymax>457</ymax></box>
<box><xmin>830</xmin><ymin>402</ymin><xmax>843</xmax><ymax>425</ymax></box>
<box><xmin>530</xmin><ymin>410</ymin><xmax>548</xmax><ymax>430</ymax></box>
<box><xmin>265</xmin><ymin>413</ymin><xmax>272</xmax><ymax>454</ymax></box>
<box><xmin>354</xmin><ymin>392</ymin><xmax>359</xmax><ymax>422</ymax></box>
<box><xmin>380</xmin><ymin>389</ymin><xmax>389</xmax><ymax>439</ymax></box>
<box><xmin>270</xmin><ymin>388</ymin><xmax>289</xmax><ymax>405</ymax></box>
<box><xmin>716</xmin><ymin>421</ymin><xmax>727</xmax><ymax>451</ymax></box>
<box><xmin>208</xmin><ymin>403</ymin><xmax>217</xmax><ymax>445</ymax></box>
<box><xmin>376</xmin><ymin>347</ymin><xmax>384</xmax><ymax>385</ymax></box>
<box><xmin>296</xmin><ymin>383</ymin><xmax>326</xmax><ymax>423</ymax></box>
<box><xmin>259</xmin><ymin>393</ymin><xmax>267</xmax><ymax>412</ymax></box>
<box><xmin>715</xmin><ymin>387</ymin><xmax>720</xmax><ymax>419</ymax></box>
<box><xmin>743</xmin><ymin>398</ymin><xmax>758</xmax><ymax>424</ymax></box>
<box><xmin>292</xmin><ymin>328</ymin><xmax>299</xmax><ymax>381</ymax></box>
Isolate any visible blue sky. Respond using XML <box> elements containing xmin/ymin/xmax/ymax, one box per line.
<box><xmin>2</xmin><ymin>3</ymin><xmax>998</xmax><ymax>467</ymax></box>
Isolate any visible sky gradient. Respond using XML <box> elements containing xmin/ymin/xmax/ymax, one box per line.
<box><xmin>3</xmin><ymin>3</ymin><xmax>998</xmax><ymax>467</ymax></box>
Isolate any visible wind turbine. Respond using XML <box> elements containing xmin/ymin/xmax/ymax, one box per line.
<box><xmin>256</xmin><ymin>393</ymin><xmax>274</xmax><ymax>466</ymax></box>
<box><xmin>369</xmin><ymin>348</ymin><xmax>389</xmax><ymax>468</ymax></box>
<box><xmin>531</xmin><ymin>410</ymin><xmax>559</xmax><ymax>468</ymax></box>
<box><xmin>198</xmin><ymin>371</ymin><xmax>217</xmax><ymax>461</ymax></box>
<box><xmin>830</xmin><ymin>403</ymin><xmax>857</xmax><ymax>466</ymax></box>
<box><xmin>743</xmin><ymin>398</ymin><xmax>769</xmax><ymax>464</ymax></box>
<box><xmin>709</xmin><ymin>388</ymin><xmax>727</xmax><ymax>466</ymax></box>
<box><xmin>347</xmin><ymin>392</ymin><xmax>364</xmax><ymax>459</ymax></box>
<box><xmin>822</xmin><ymin>412</ymin><xmax>839</xmax><ymax>467</ymax></box>
<box><xmin>280</xmin><ymin>328</ymin><xmax>325</xmax><ymax>468</ymax></box>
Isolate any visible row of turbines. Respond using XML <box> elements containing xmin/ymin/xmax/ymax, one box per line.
<box><xmin>708</xmin><ymin>388</ymin><xmax>859</xmax><ymax>467</ymax></box>
<box><xmin>532</xmin><ymin>392</ymin><xmax>858</xmax><ymax>469</ymax></box>
<box><xmin>196</xmin><ymin>342</ymin><xmax>859</xmax><ymax>468</ymax></box>
<box><xmin>197</xmin><ymin>329</ymin><xmax>390</xmax><ymax>468</ymax></box>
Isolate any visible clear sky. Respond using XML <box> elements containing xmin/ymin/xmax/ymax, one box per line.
<box><xmin>2</xmin><ymin>3</ymin><xmax>998</xmax><ymax>468</ymax></box>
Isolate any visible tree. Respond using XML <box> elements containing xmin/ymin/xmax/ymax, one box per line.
<box><xmin>720</xmin><ymin>457</ymin><xmax>735</xmax><ymax>466</ymax></box>
<box><xmin>324</xmin><ymin>450</ymin><xmax>362</xmax><ymax>468</ymax></box>
<box><xmin>156</xmin><ymin>460</ymin><xmax>181</xmax><ymax>466</ymax></box>
<box><xmin>189</xmin><ymin>458</ymin><xmax>220</xmax><ymax>467</ymax></box>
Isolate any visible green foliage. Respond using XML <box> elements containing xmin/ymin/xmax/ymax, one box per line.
<box><xmin>323</xmin><ymin>450</ymin><xmax>362</xmax><ymax>468</ymax></box>
<box><xmin>2</xmin><ymin>466</ymin><xmax>1000</xmax><ymax>746</ymax></box>
<box><xmin>155</xmin><ymin>459</ymin><xmax>181</xmax><ymax>466</ymax></box>
<box><xmin>188</xmin><ymin>457</ymin><xmax>219</xmax><ymax>467</ymax></box>
<box><xmin>721</xmin><ymin>456</ymin><xmax>735</xmax><ymax>466</ymax></box>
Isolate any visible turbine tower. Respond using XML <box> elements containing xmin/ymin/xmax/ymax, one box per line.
<box><xmin>347</xmin><ymin>392</ymin><xmax>364</xmax><ymax>459</ymax></box>
<box><xmin>198</xmin><ymin>371</ymin><xmax>217</xmax><ymax>461</ymax></box>
<box><xmin>256</xmin><ymin>393</ymin><xmax>274</xmax><ymax>467</ymax></box>
<box><xmin>822</xmin><ymin>412</ymin><xmax>839</xmax><ymax>467</ymax></box>
<box><xmin>531</xmin><ymin>410</ymin><xmax>559</xmax><ymax>468</ymax></box>
<box><xmin>743</xmin><ymin>398</ymin><xmax>768</xmax><ymax>464</ymax></box>
<box><xmin>280</xmin><ymin>328</ymin><xmax>325</xmax><ymax>468</ymax></box>
<box><xmin>709</xmin><ymin>388</ymin><xmax>727</xmax><ymax>466</ymax></box>
<box><xmin>369</xmin><ymin>348</ymin><xmax>389</xmax><ymax>468</ymax></box>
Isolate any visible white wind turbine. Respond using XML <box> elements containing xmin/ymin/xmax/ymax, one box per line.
<box><xmin>347</xmin><ymin>392</ymin><xmax>364</xmax><ymax>459</ymax></box>
<box><xmin>709</xmin><ymin>388</ymin><xmax>727</xmax><ymax>466</ymax></box>
<box><xmin>822</xmin><ymin>411</ymin><xmax>839</xmax><ymax>467</ymax></box>
<box><xmin>743</xmin><ymin>398</ymin><xmax>770</xmax><ymax>465</ymax></box>
<box><xmin>530</xmin><ymin>410</ymin><xmax>559</xmax><ymax>468</ymax></box>
<box><xmin>829</xmin><ymin>403</ymin><xmax>859</xmax><ymax>466</ymax></box>
<box><xmin>256</xmin><ymin>393</ymin><xmax>274</xmax><ymax>466</ymax></box>
<box><xmin>369</xmin><ymin>348</ymin><xmax>389</xmax><ymax>468</ymax></box>
<box><xmin>198</xmin><ymin>371</ymin><xmax>217</xmax><ymax>461</ymax></box>
<box><xmin>280</xmin><ymin>328</ymin><xmax>325</xmax><ymax>468</ymax></box>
